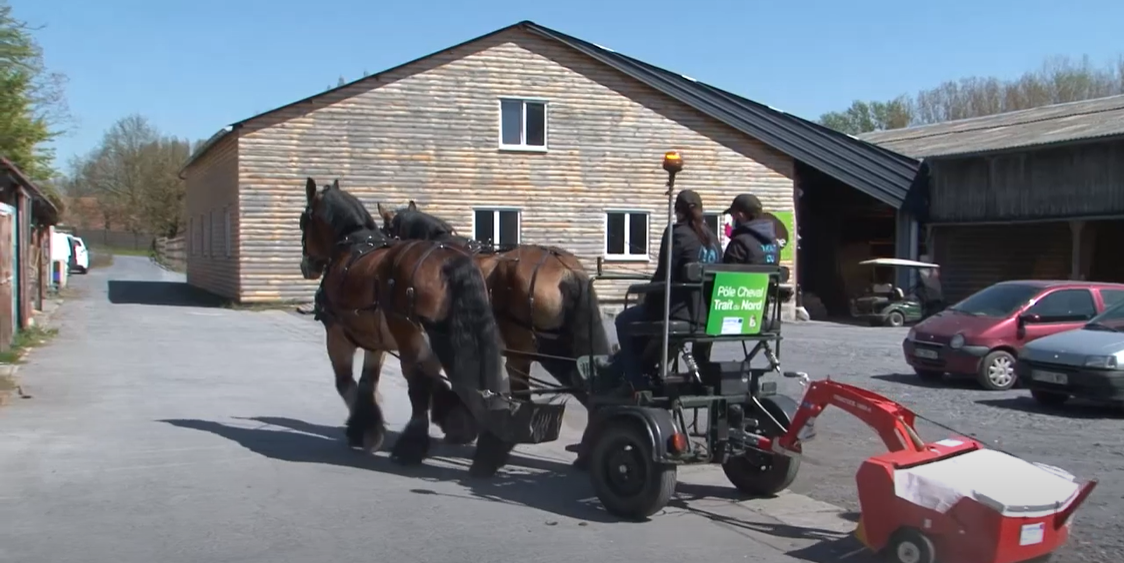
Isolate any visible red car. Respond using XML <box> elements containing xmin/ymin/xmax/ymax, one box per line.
<box><xmin>902</xmin><ymin>280</ymin><xmax>1124</xmax><ymax>390</ymax></box>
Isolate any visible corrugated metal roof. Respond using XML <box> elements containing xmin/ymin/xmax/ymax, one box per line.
<box><xmin>520</xmin><ymin>22</ymin><xmax>919</xmax><ymax>208</ymax></box>
<box><xmin>858</xmin><ymin>94</ymin><xmax>1124</xmax><ymax>159</ymax></box>
<box><xmin>183</xmin><ymin>20</ymin><xmax>922</xmax><ymax>208</ymax></box>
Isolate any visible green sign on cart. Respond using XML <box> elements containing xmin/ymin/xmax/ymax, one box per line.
<box><xmin>705</xmin><ymin>272</ymin><xmax>771</xmax><ymax>336</ymax></box>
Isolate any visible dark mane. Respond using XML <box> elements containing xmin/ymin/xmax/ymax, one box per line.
<box><xmin>318</xmin><ymin>188</ymin><xmax>381</xmax><ymax>240</ymax></box>
<box><xmin>393</xmin><ymin>208</ymin><xmax>458</xmax><ymax>241</ymax></box>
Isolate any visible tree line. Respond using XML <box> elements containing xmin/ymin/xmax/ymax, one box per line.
<box><xmin>819</xmin><ymin>55</ymin><xmax>1124</xmax><ymax>135</ymax></box>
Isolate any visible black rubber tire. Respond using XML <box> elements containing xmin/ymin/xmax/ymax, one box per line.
<box><xmin>914</xmin><ymin>369</ymin><xmax>944</xmax><ymax>383</ymax></box>
<box><xmin>723</xmin><ymin>395</ymin><xmax>801</xmax><ymax>496</ymax></box>
<box><xmin>1031</xmin><ymin>389</ymin><xmax>1069</xmax><ymax>408</ymax></box>
<box><xmin>887</xmin><ymin>310</ymin><xmax>905</xmax><ymax>327</ymax></box>
<box><xmin>977</xmin><ymin>350</ymin><xmax>1017</xmax><ymax>391</ymax></box>
<box><xmin>885</xmin><ymin>528</ymin><xmax>937</xmax><ymax>563</ymax></box>
<box><xmin>589</xmin><ymin>419</ymin><xmax>677</xmax><ymax>520</ymax></box>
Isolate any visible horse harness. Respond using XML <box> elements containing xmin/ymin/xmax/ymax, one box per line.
<box><xmin>313</xmin><ymin>232</ymin><xmax>473</xmax><ymax>348</ymax></box>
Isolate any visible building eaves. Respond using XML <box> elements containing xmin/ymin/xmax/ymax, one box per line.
<box><xmin>0</xmin><ymin>156</ymin><xmax>59</xmax><ymax>224</ymax></box>
<box><xmin>858</xmin><ymin>94</ymin><xmax>1124</xmax><ymax>159</ymax></box>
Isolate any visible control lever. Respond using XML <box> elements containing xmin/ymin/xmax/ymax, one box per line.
<box><xmin>782</xmin><ymin>371</ymin><xmax>810</xmax><ymax>388</ymax></box>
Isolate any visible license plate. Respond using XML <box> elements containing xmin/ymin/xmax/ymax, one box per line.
<box><xmin>1031</xmin><ymin>370</ymin><xmax>1068</xmax><ymax>385</ymax></box>
<box><xmin>914</xmin><ymin>348</ymin><xmax>939</xmax><ymax>360</ymax></box>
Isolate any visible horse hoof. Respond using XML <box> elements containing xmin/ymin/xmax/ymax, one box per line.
<box><xmin>390</xmin><ymin>434</ymin><xmax>430</xmax><ymax>465</ymax></box>
<box><xmin>363</xmin><ymin>428</ymin><xmax>385</xmax><ymax>453</ymax></box>
<box><xmin>440</xmin><ymin>405</ymin><xmax>478</xmax><ymax>445</ymax></box>
<box><xmin>468</xmin><ymin>459</ymin><xmax>501</xmax><ymax>478</ymax></box>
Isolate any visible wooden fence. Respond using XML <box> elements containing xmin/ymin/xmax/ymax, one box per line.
<box><xmin>154</xmin><ymin>236</ymin><xmax>185</xmax><ymax>272</ymax></box>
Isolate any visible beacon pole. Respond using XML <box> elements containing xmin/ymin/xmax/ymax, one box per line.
<box><xmin>659</xmin><ymin>151</ymin><xmax>683</xmax><ymax>380</ymax></box>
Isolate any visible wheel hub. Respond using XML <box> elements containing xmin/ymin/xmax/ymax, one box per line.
<box><xmin>896</xmin><ymin>541</ymin><xmax>921</xmax><ymax>563</ymax></box>
<box><xmin>989</xmin><ymin>357</ymin><xmax>1014</xmax><ymax>386</ymax></box>
<box><xmin>604</xmin><ymin>442</ymin><xmax>645</xmax><ymax>497</ymax></box>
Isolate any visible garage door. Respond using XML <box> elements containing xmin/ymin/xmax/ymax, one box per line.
<box><xmin>933</xmin><ymin>222</ymin><xmax>1071</xmax><ymax>303</ymax></box>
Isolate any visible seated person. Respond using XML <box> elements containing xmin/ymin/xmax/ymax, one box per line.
<box><xmin>722</xmin><ymin>194</ymin><xmax>779</xmax><ymax>265</ymax></box>
<box><xmin>613</xmin><ymin>189</ymin><xmax>721</xmax><ymax>388</ymax></box>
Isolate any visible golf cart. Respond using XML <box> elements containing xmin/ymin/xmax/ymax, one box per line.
<box><xmin>849</xmin><ymin>258</ymin><xmax>943</xmax><ymax>327</ymax></box>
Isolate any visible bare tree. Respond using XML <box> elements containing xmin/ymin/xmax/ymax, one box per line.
<box><xmin>820</xmin><ymin>54</ymin><xmax>1124</xmax><ymax>134</ymax></box>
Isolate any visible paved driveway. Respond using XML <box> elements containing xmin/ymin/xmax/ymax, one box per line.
<box><xmin>0</xmin><ymin>256</ymin><xmax>1118</xmax><ymax>563</ymax></box>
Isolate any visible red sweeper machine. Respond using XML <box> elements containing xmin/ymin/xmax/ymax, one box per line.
<box><xmin>756</xmin><ymin>373</ymin><xmax>1097</xmax><ymax>563</ymax></box>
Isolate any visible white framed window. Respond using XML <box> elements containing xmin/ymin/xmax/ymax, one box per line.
<box><xmin>604</xmin><ymin>210</ymin><xmax>649</xmax><ymax>261</ymax></box>
<box><xmin>472</xmin><ymin>208</ymin><xmax>520</xmax><ymax>247</ymax></box>
<box><xmin>224</xmin><ymin>206</ymin><xmax>232</xmax><ymax>257</ymax></box>
<box><xmin>498</xmin><ymin>98</ymin><xmax>547</xmax><ymax>151</ymax></box>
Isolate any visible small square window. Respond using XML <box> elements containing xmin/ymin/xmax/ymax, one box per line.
<box><xmin>605</xmin><ymin>211</ymin><xmax>649</xmax><ymax>260</ymax></box>
<box><xmin>499</xmin><ymin>99</ymin><xmax>548</xmax><ymax>150</ymax></box>
<box><xmin>473</xmin><ymin>209</ymin><xmax>521</xmax><ymax>248</ymax></box>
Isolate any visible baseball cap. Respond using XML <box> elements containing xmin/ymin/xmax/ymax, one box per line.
<box><xmin>675</xmin><ymin>189</ymin><xmax>703</xmax><ymax>210</ymax></box>
<box><xmin>724</xmin><ymin>194</ymin><xmax>763</xmax><ymax>215</ymax></box>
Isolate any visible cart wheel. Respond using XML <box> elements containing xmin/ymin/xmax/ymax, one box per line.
<box><xmin>589</xmin><ymin>419</ymin><xmax>677</xmax><ymax>520</ymax></box>
<box><xmin>887</xmin><ymin>310</ymin><xmax>905</xmax><ymax>327</ymax></box>
<box><xmin>885</xmin><ymin>528</ymin><xmax>936</xmax><ymax>563</ymax></box>
<box><xmin>723</xmin><ymin>395</ymin><xmax>801</xmax><ymax>496</ymax></box>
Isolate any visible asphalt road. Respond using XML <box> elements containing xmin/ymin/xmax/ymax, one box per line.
<box><xmin>0</xmin><ymin>256</ymin><xmax>1117</xmax><ymax>563</ymax></box>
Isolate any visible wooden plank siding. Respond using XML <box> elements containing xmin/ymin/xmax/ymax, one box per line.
<box><xmin>184</xmin><ymin>133</ymin><xmax>240</xmax><ymax>299</ymax></box>
<box><xmin>202</xmin><ymin>28</ymin><xmax>796</xmax><ymax>303</ymax></box>
<box><xmin>928</xmin><ymin>139</ymin><xmax>1124</xmax><ymax>223</ymax></box>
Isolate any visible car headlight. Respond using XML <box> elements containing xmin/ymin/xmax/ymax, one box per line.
<box><xmin>1084</xmin><ymin>355</ymin><xmax>1119</xmax><ymax>369</ymax></box>
<box><xmin>949</xmin><ymin>333</ymin><xmax>965</xmax><ymax>349</ymax></box>
<box><xmin>907</xmin><ymin>327</ymin><xmax>917</xmax><ymax>340</ymax></box>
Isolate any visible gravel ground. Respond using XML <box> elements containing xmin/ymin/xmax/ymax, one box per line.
<box><xmin>695</xmin><ymin>321</ymin><xmax>1121</xmax><ymax>563</ymax></box>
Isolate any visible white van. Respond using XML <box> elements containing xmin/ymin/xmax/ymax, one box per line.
<box><xmin>68</xmin><ymin>235</ymin><xmax>89</xmax><ymax>273</ymax></box>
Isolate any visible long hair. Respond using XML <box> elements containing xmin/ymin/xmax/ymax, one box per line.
<box><xmin>677</xmin><ymin>201</ymin><xmax>717</xmax><ymax>248</ymax></box>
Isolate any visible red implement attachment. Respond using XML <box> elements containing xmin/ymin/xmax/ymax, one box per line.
<box><xmin>752</xmin><ymin>378</ymin><xmax>1097</xmax><ymax>563</ymax></box>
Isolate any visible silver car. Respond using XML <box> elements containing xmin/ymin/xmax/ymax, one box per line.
<box><xmin>1016</xmin><ymin>299</ymin><xmax>1124</xmax><ymax>407</ymax></box>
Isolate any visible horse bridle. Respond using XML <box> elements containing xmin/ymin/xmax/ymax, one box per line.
<box><xmin>300</xmin><ymin>206</ymin><xmax>331</xmax><ymax>274</ymax></box>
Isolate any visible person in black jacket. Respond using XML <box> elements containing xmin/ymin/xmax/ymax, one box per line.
<box><xmin>613</xmin><ymin>189</ymin><xmax>721</xmax><ymax>388</ymax></box>
<box><xmin>723</xmin><ymin>194</ymin><xmax>780</xmax><ymax>265</ymax></box>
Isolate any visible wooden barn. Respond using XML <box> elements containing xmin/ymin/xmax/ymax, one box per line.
<box><xmin>0</xmin><ymin>157</ymin><xmax>59</xmax><ymax>351</ymax></box>
<box><xmin>181</xmin><ymin>20</ymin><xmax>922</xmax><ymax>309</ymax></box>
<box><xmin>861</xmin><ymin>94</ymin><xmax>1124</xmax><ymax>303</ymax></box>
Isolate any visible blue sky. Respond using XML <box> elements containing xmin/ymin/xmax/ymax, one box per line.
<box><xmin>19</xmin><ymin>0</ymin><xmax>1124</xmax><ymax>171</ymax></box>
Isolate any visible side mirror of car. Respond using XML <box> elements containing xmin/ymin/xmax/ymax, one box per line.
<box><xmin>1019</xmin><ymin>313</ymin><xmax>1043</xmax><ymax>325</ymax></box>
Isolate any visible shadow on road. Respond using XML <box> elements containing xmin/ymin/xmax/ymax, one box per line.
<box><xmin>870</xmin><ymin>373</ymin><xmax>978</xmax><ymax>390</ymax></box>
<box><xmin>107</xmin><ymin>280</ymin><xmax>227</xmax><ymax>308</ymax></box>
<box><xmin>976</xmin><ymin>397</ymin><xmax>1124</xmax><ymax>420</ymax></box>
<box><xmin>161</xmin><ymin>415</ymin><xmax>618</xmax><ymax>523</ymax></box>
<box><xmin>162</xmin><ymin>415</ymin><xmax>872</xmax><ymax>559</ymax></box>
<box><xmin>671</xmin><ymin>483</ymin><xmax>875</xmax><ymax>563</ymax></box>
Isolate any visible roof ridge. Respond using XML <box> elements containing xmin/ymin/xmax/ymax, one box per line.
<box><xmin>865</xmin><ymin>93</ymin><xmax>1124</xmax><ymax>141</ymax></box>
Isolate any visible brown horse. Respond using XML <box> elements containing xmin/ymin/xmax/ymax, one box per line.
<box><xmin>300</xmin><ymin>179</ymin><xmax>513</xmax><ymax>476</ymax></box>
<box><xmin>376</xmin><ymin>201</ymin><xmax>611</xmax><ymax>406</ymax></box>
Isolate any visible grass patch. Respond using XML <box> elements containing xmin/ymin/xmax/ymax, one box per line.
<box><xmin>0</xmin><ymin>325</ymin><xmax>59</xmax><ymax>365</ymax></box>
<box><xmin>89</xmin><ymin>252</ymin><xmax>114</xmax><ymax>269</ymax></box>
<box><xmin>95</xmin><ymin>246</ymin><xmax>150</xmax><ymax>257</ymax></box>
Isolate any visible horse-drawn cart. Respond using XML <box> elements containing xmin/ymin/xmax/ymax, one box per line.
<box><xmin>301</xmin><ymin>152</ymin><xmax>1097</xmax><ymax>561</ymax></box>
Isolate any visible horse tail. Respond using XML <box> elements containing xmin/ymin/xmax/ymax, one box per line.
<box><xmin>431</xmin><ymin>253</ymin><xmax>506</xmax><ymax>397</ymax></box>
<box><xmin>559</xmin><ymin>267</ymin><xmax>611</xmax><ymax>358</ymax></box>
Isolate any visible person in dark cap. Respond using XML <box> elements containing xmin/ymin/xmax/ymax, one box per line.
<box><xmin>723</xmin><ymin>193</ymin><xmax>779</xmax><ymax>265</ymax></box>
<box><xmin>613</xmin><ymin>189</ymin><xmax>721</xmax><ymax>388</ymax></box>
